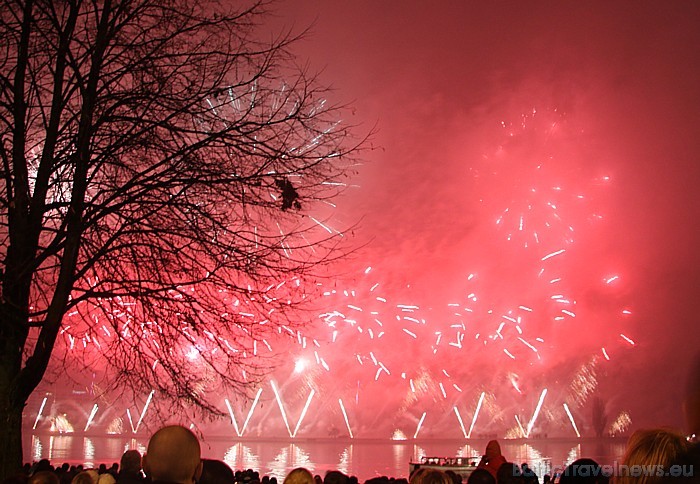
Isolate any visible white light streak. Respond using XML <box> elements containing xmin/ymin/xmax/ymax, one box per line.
<box><xmin>33</xmin><ymin>397</ymin><xmax>48</xmax><ymax>430</ymax></box>
<box><xmin>563</xmin><ymin>403</ymin><xmax>581</xmax><ymax>438</ymax></box>
<box><xmin>467</xmin><ymin>392</ymin><xmax>485</xmax><ymax>438</ymax></box>
<box><xmin>339</xmin><ymin>399</ymin><xmax>354</xmax><ymax>438</ymax></box>
<box><xmin>224</xmin><ymin>399</ymin><xmax>241</xmax><ymax>436</ymax></box>
<box><xmin>620</xmin><ymin>334</ymin><xmax>636</xmax><ymax>345</ymax></box>
<box><xmin>292</xmin><ymin>389</ymin><xmax>315</xmax><ymax>437</ymax></box>
<box><xmin>135</xmin><ymin>390</ymin><xmax>155</xmax><ymax>433</ymax></box>
<box><xmin>414</xmin><ymin>412</ymin><xmax>427</xmax><ymax>439</ymax></box>
<box><xmin>454</xmin><ymin>407</ymin><xmax>467</xmax><ymax>438</ymax></box>
<box><xmin>515</xmin><ymin>415</ymin><xmax>526</xmax><ymax>438</ymax></box>
<box><xmin>84</xmin><ymin>404</ymin><xmax>99</xmax><ymax>432</ymax></box>
<box><xmin>270</xmin><ymin>381</ymin><xmax>293</xmax><ymax>437</ymax></box>
<box><xmin>518</xmin><ymin>337</ymin><xmax>538</xmax><ymax>352</ymax></box>
<box><xmin>525</xmin><ymin>388</ymin><xmax>548</xmax><ymax>438</ymax></box>
<box><xmin>541</xmin><ymin>249</ymin><xmax>566</xmax><ymax>261</ymax></box>
<box><xmin>126</xmin><ymin>409</ymin><xmax>136</xmax><ymax>433</ymax></box>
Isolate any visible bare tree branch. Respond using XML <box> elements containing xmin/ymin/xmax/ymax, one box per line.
<box><xmin>0</xmin><ymin>0</ymin><xmax>368</xmax><ymax>476</ymax></box>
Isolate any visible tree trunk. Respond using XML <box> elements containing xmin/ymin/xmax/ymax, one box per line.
<box><xmin>0</xmin><ymin>301</ymin><xmax>30</xmax><ymax>480</ymax></box>
<box><xmin>0</xmin><ymin>383</ymin><xmax>24</xmax><ymax>480</ymax></box>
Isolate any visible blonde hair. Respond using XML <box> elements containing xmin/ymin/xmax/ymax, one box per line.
<box><xmin>615</xmin><ymin>428</ymin><xmax>688</xmax><ymax>484</ymax></box>
<box><xmin>97</xmin><ymin>474</ymin><xmax>116</xmax><ymax>484</ymax></box>
<box><xmin>71</xmin><ymin>471</ymin><xmax>99</xmax><ymax>484</ymax></box>
<box><xmin>283</xmin><ymin>468</ymin><xmax>315</xmax><ymax>484</ymax></box>
<box><xmin>409</xmin><ymin>468</ymin><xmax>453</xmax><ymax>484</ymax></box>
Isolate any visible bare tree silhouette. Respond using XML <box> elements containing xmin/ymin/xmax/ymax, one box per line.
<box><xmin>0</xmin><ymin>0</ymin><xmax>365</xmax><ymax>476</ymax></box>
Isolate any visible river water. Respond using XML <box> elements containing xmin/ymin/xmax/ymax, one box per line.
<box><xmin>25</xmin><ymin>434</ymin><xmax>629</xmax><ymax>482</ymax></box>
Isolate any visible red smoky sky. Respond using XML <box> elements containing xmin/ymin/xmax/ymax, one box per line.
<box><xmin>267</xmin><ymin>1</ymin><xmax>700</xmax><ymax>430</ymax></box>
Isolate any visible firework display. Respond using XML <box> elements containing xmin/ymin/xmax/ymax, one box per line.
<box><xmin>32</xmin><ymin>107</ymin><xmax>634</xmax><ymax>440</ymax></box>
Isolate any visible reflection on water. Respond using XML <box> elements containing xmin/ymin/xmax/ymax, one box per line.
<box><xmin>26</xmin><ymin>434</ymin><xmax>627</xmax><ymax>481</ymax></box>
<box><xmin>84</xmin><ymin>438</ymin><xmax>95</xmax><ymax>468</ymax></box>
<box><xmin>268</xmin><ymin>445</ymin><xmax>314</xmax><ymax>477</ymax></box>
<box><xmin>338</xmin><ymin>446</ymin><xmax>351</xmax><ymax>476</ymax></box>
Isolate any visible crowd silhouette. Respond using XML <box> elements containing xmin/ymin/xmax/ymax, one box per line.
<box><xmin>4</xmin><ymin>426</ymin><xmax>697</xmax><ymax>484</ymax></box>
<box><xmin>5</xmin><ymin>353</ymin><xmax>700</xmax><ymax>484</ymax></box>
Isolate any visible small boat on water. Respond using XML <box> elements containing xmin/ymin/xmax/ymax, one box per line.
<box><xmin>409</xmin><ymin>456</ymin><xmax>481</xmax><ymax>480</ymax></box>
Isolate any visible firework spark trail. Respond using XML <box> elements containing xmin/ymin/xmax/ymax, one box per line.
<box><xmin>339</xmin><ymin>398</ymin><xmax>354</xmax><ymax>438</ymax></box>
<box><xmin>292</xmin><ymin>389</ymin><xmax>316</xmax><ymax>437</ymax></box>
<box><xmin>541</xmin><ymin>249</ymin><xmax>566</xmax><ymax>261</ymax></box>
<box><xmin>467</xmin><ymin>392</ymin><xmax>486</xmax><ymax>439</ymax></box>
<box><xmin>620</xmin><ymin>334</ymin><xmax>636</xmax><ymax>346</ymax></box>
<box><xmin>515</xmin><ymin>415</ymin><xmax>526</xmax><ymax>438</ymax></box>
<box><xmin>414</xmin><ymin>412</ymin><xmax>427</xmax><ymax>439</ymax></box>
<box><xmin>453</xmin><ymin>406</ymin><xmax>467</xmax><ymax>438</ymax></box>
<box><xmin>126</xmin><ymin>409</ymin><xmax>136</xmax><ymax>434</ymax></box>
<box><xmin>33</xmin><ymin>397</ymin><xmax>47</xmax><ymax>430</ymax></box>
<box><xmin>270</xmin><ymin>381</ymin><xmax>293</xmax><ymax>437</ymax></box>
<box><xmin>84</xmin><ymin>404</ymin><xmax>99</xmax><ymax>432</ymax></box>
<box><xmin>224</xmin><ymin>398</ymin><xmax>242</xmax><ymax>436</ymax></box>
<box><xmin>526</xmin><ymin>388</ymin><xmax>548</xmax><ymax>438</ymax></box>
<box><xmin>241</xmin><ymin>388</ymin><xmax>264</xmax><ymax>436</ymax></box>
<box><xmin>563</xmin><ymin>403</ymin><xmax>581</xmax><ymax>437</ymax></box>
<box><xmin>135</xmin><ymin>390</ymin><xmax>155</xmax><ymax>433</ymax></box>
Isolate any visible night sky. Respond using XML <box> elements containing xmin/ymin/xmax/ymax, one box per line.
<box><xmin>266</xmin><ymin>1</ymin><xmax>700</xmax><ymax>432</ymax></box>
